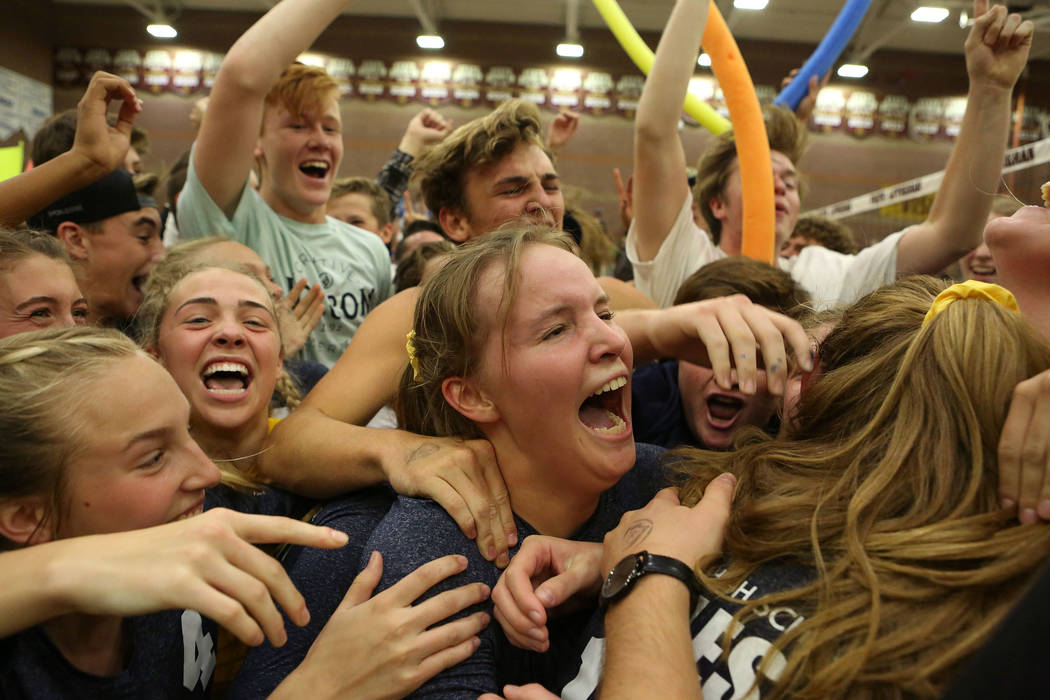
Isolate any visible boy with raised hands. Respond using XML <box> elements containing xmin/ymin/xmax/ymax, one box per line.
<box><xmin>177</xmin><ymin>0</ymin><xmax>391</xmax><ymax>367</ymax></box>
<box><xmin>630</xmin><ymin>0</ymin><xmax>1033</xmax><ymax>310</ymax></box>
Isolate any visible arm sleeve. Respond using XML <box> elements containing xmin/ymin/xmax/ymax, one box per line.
<box><xmin>625</xmin><ymin>191</ymin><xmax>721</xmax><ymax>308</ymax></box>
<box><xmin>175</xmin><ymin>142</ymin><xmax>252</xmax><ymax>243</ymax></box>
<box><xmin>376</xmin><ymin>149</ymin><xmax>415</xmax><ymax>223</ymax></box>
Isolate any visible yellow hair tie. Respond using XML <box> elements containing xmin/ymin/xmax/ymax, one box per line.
<box><xmin>922</xmin><ymin>280</ymin><xmax>1019</xmax><ymax>327</ymax></box>
<box><xmin>405</xmin><ymin>330</ymin><xmax>422</xmax><ymax>382</ymax></box>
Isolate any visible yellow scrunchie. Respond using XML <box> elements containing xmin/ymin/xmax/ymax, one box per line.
<box><xmin>922</xmin><ymin>280</ymin><xmax>1019</xmax><ymax>327</ymax></box>
<box><xmin>405</xmin><ymin>330</ymin><xmax>421</xmax><ymax>381</ymax></box>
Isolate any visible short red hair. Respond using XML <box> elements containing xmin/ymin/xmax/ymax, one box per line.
<box><xmin>262</xmin><ymin>63</ymin><xmax>339</xmax><ymax>131</ymax></box>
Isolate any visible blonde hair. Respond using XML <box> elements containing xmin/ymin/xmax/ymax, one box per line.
<box><xmin>677</xmin><ymin>277</ymin><xmax>1050</xmax><ymax>698</ymax></box>
<box><xmin>0</xmin><ymin>327</ymin><xmax>140</xmax><ymax>546</ymax></box>
<box><xmin>137</xmin><ymin>259</ymin><xmax>301</xmax><ymax>412</ymax></box>
<box><xmin>561</xmin><ymin>184</ymin><xmax>618</xmax><ymax>277</ymax></box>
<box><xmin>396</xmin><ymin>223</ymin><xmax>577</xmax><ymax>437</ymax></box>
<box><xmin>0</xmin><ymin>227</ymin><xmax>71</xmax><ymax>274</ymax></box>
<box><xmin>414</xmin><ymin>99</ymin><xmax>551</xmax><ymax>217</ymax></box>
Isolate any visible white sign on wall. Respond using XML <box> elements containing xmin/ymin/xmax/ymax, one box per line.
<box><xmin>0</xmin><ymin>66</ymin><xmax>53</xmax><ymax>142</ymax></box>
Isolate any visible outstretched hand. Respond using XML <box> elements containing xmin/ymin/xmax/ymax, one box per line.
<box><xmin>600</xmin><ymin>479</ymin><xmax>736</xmax><ymax>577</ymax></box>
<box><xmin>781</xmin><ymin>68</ymin><xmax>828</xmax><ymax>123</ymax></box>
<box><xmin>965</xmin><ymin>0</ymin><xmax>1033</xmax><ymax>92</ymax></box>
<box><xmin>999</xmin><ymin>369</ymin><xmax>1050</xmax><ymax>524</ymax></box>
<box><xmin>643</xmin><ymin>294</ymin><xmax>813</xmax><ymax>397</ymax></box>
<box><xmin>480</xmin><ymin>684</ymin><xmax>561</xmax><ymax>700</ymax></box>
<box><xmin>613</xmin><ymin>167</ymin><xmax>634</xmax><ymax>231</ymax></box>
<box><xmin>71</xmin><ymin>71</ymin><xmax>142</xmax><ymax>173</ymax></box>
<box><xmin>52</xmin><ymin>508</ymin><xmax>348</xmax><ymax>647</ymax></box>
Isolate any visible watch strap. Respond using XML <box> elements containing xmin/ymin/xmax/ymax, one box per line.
<box><xmin>601</xmin><ymin>551</ymin><xmax>702</xmax><ymax>610</ymax></box>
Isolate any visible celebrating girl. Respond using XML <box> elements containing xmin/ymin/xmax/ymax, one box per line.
<box><xmin>0</xmin><ymin>327</ymin><xmax>348</xmax><ymax>696</ymax></box>
<box><xmin>137</xmin><ymin>260</ymin><xmax>494</xmax><ymax>697</ymax></box>
<box><xmin>238</xmin><ymin>222</ymin><xmax>810</xmax><ymax>695</ymax></box>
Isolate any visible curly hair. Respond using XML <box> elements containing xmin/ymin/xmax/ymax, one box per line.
<box><xmin>791</xmin><ymin>215</ymin><xmax>858</xmax><ymax>255</ymax></box>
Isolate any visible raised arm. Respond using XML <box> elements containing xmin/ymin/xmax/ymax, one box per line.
<box><xmin>193</xmin><ymin>0</ymin><xmax>353</xmax><ymax>217</ymax></box>
<box><xmin>896</xmin><ymin>0</ymin><xmax>1033</xmax><ymax>275</ymax></box>
<box><xmin>1</xmin><ymin>72</ymin><xmax>140</xmax><ymax>227</ymax></box>
<box><xmin>631</xmin><ymin>0</ymin><xmax>709</xmax><ymax>262</ymax></box>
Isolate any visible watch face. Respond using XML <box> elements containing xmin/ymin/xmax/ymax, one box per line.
<box><xmin>601</xmin><ymin>553</ymin><xmax>643</xmax><ymax>600</ymax></box>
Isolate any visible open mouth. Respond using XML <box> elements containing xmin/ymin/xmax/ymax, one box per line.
<box><xmin>299</xmin><ymin>160</ymin><xmax>330</xmax><ymax>179</ymax></box>
<box><xmin>173</xmin><ymin>503</ymin><xmax>204</xmax><ymax>522</ymax></box>
<box><xmin>132</xmin><ymin>274</ymin><xmax>148</xmax><ymax>294</ymax></box>
<box><xmin>201</xmin><ymin>360</ymin><xmax>252</xmax><ymax>396</ymax></box>
<box><xmin>969</xmin><ymin>265</ymin><xmax>996</xmax><ymax>277</ymax></box>
<box><xmin>579</xmin><ymin>376</ymin><xmax>630</xmax><ymax>436</ymax></box>
<box><xmin>706</xmin><ymin>394</ymin><xmax>745</xmax><ymax>430</ymax></box>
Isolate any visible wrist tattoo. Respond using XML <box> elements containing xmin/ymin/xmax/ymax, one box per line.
<box><xmin>622</xmin><ymin>519</ymin><xmax>653</xmax><ymax>548</ymax></box>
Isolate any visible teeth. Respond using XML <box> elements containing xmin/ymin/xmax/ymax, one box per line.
<box><xmin>592</xmin><ymin>376</ymin><xmax>627</xmax><ymax>396</ymax></box>
<box><xmin>301</xmin><ymin>161</ymin><xmax>329</xmax><ymax>170</ymax></box>
<box><xmin>175</xmin><ymin>506</ymin><xmax>204</xmax><ymax>521</ymax></box>
<box><xmin>203</xmin><ymin>362</ymin><xmax>248</xmax><ymax>377</ymax></box>
<box><xmin>592</xmin><ymin>411</ymin><xmax>627</xmax><ymax>434</ymax></box>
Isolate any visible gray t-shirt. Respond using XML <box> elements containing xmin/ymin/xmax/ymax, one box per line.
<box><xmin>177</xmin><ymin>148</ymin><xmax>392</xmax><ymax>366</ymax></box>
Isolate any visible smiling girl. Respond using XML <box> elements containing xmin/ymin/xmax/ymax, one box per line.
<box><xmin>0</xmin><ymin>229</ymin><xmax>88</xmax><ymax>338</ymax></box>
<box><xmin>135</xmin><ymin>261</ymin><xmax>497</xmax><ymax>698</ymax></box>
<box><xmin>139</xmin><ymin>262</ymin><xmax>287</xmax><ymax>476</ymax></box>
<box><xmin>0</xmin><ymin>327</ymin><xmax>355</xmax><ymax>697</ymax></box>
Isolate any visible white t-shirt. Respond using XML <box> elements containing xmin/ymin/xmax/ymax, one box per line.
<box><xmin>177</xmin><ymin>147</ymin><xmax>392</xmax><ymax>367</ymax></box>
<box><xmin>626</xmin><ymin>193</ymin><xmax>907</xmax><ymax>310</ymax></box>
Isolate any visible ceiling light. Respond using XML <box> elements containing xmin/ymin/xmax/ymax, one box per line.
<box><xmin>416</xmin><ymin>34</ymin><xmax>444</xmax><ymax>50</ymax></box>
<box><xmin>556</xmin><ymin>42</ymin><xmax>584</xmax><ymax>58</ymax></box>
<box><xmin>697</xmin><ymin>53</ymin><xmax>712</xmax><ymax>67</ymax></box>
<box><xmin>147</xmin><ymin>23</ymin><xmax>177</xmax><ymax>39</ymax></box>
<box><xmin>911</xmin><ymin>7</ymin><xmax>950</xmax><ymax>23</ymax></box>
<box><xmin>837</xmin><ymin>63</ymin><xmax>869</xmax><ymax>78</ymax></box>
<box><xmin>733</xmin><ymin>0</ymin><xmax>769</xmax><ymax>9</ymax></box>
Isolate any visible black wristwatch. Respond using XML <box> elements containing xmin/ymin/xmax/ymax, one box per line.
<box><xmin>600</xmin><ymin>551</ymin><xmax>702</xmax><ymax>611</ymax></box>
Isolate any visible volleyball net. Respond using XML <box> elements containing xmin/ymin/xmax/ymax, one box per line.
<box><xmin>806</xmin><ymin>136</ymin><xmax>1050</xmax><ymax>247</ymax></box>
